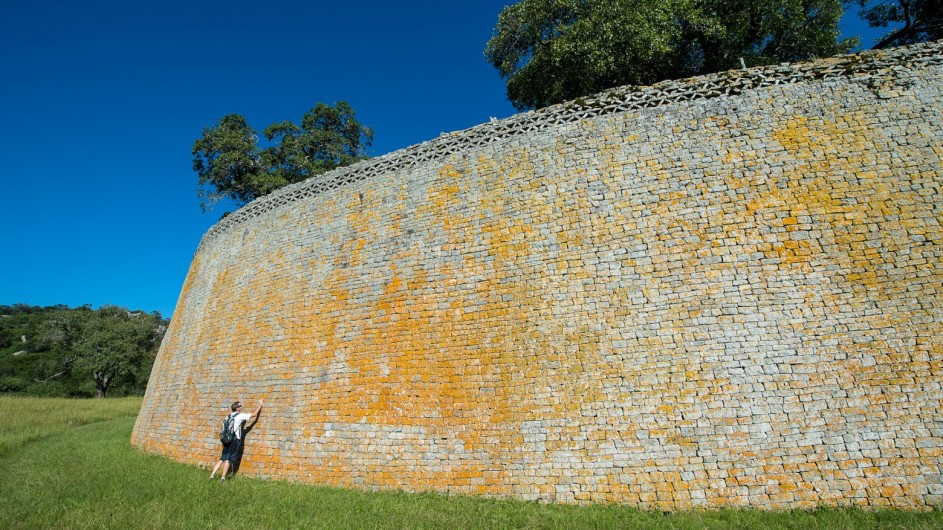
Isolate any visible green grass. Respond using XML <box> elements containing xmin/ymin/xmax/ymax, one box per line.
<box><xmin>0</xmin><ymin>395</ymin><xmax>141</xmax><ymax>456</ymax></box>
<box><xmin>0</xmin><ymin>397</ymin><xmax>940</xmax><ymax>529</ymax></box>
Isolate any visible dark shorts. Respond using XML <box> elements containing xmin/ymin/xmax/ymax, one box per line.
<box><xmin>220</xmin><ymin>437</ymin><xmax>243</xmax><ymax>462</ymax></box>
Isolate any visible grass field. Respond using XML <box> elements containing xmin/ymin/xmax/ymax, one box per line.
<box><xmin>0</xmin><ymin>397</ymin><xmax>940</xmax><ymax>529</ymax></box>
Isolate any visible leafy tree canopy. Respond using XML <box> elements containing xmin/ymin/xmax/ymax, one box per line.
<box><xmin>193</xmin><ymin>102</ymin><xmax>374</xmax><ymax>212</ymax></box>
<box><xmin>485</xmin><ymin>0</ymin><xmax>857</xmax><ymax>110</ymax></box>
<box><xmin>40</xmin><ymin>306</ymin><xmax>165</xmax><ymax>398</ymax></box>
<box><xmin>0</xmin><ymin>304</ymin><xmax>166</xmax><ymax>398</ymax></box>
<box><xmin>852</xmin><ymin>0</ymin><xmax>942</xmax><ymax>48</ymax></box>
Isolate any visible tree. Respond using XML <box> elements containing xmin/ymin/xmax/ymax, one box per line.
<box><xmin>485</xmin><ymin>0</ymin><xmax>856</xmax><ymax>110</ymax></box>
<box><xmin>39</xmin><ymin>306</ymin><xmax>165</xmax><ymax>398</ymax></box>
<box><xmin>193</xmin><ymin>102</ymin><xmax>373</xmax><ymax>212</ymax></box>
<box><xmin>192</xmin><ymin>114</ymin><xmax>263</xmax><ymax>211</ymax></box>
<box><xmin>851</xmin><ymin>0</ymin><xmax>942</xmax><ymax>48</ymax></box>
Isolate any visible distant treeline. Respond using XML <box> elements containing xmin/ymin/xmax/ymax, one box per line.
<box><xmin>0</xmin><ymin>304</ymin><xmax>167</xmax><ymax>398</ymax></box>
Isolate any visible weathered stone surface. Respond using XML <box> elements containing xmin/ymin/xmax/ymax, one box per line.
<box><xmin>133</xmin><ymin>41</ymin><xmax>943</xmax><ymax>510</ymax></box>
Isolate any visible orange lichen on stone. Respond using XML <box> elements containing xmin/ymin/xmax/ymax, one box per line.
<box><xmin>133</xmin><ymin>51</ymin><xmax>943</xmax><ymax>510</ymax></box>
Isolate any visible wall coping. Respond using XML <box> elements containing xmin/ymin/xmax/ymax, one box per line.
<box><xmin>196</xmin><ymin>40</ymin><xmax>943</xmax><ymax>252</ymax></box>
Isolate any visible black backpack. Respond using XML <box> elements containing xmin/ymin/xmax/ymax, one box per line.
<box><xmin>219</xmin><ymin>413</ymin><xmax>236</xmax><ymax>445</ymax></box>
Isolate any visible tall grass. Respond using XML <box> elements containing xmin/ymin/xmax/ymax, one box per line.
<box><xmin>0</xmin><ymin>397</ymin><xmax>940</xmax><ymax>529</ymax></box>
<box><xmin>0</xmin><ymin>395</ymin><xmax>140</xmax><ymax>456</ymax></box>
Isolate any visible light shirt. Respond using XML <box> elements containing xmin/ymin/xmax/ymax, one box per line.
<box><xmin>231</xmin><ymin>412</ymin><xmax>252</xmax><ymax>439</ymax></box>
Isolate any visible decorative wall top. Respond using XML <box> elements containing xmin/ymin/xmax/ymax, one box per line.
<box><xmin>197</xmin><ymin>40</ymin><xmax>942</xmax><ymax>251</ymax></box>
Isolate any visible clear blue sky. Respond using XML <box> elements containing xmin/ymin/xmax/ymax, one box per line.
<box><xmin>1</xmin><ymin>2</ymin><xmax>886</xmax><ymax>319</ymax></box>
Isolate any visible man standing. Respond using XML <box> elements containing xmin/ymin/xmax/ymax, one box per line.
<box><xmin>210</xmin><ymin>399</ymin><xmax>263</xmax><ymax>481</ymax></box>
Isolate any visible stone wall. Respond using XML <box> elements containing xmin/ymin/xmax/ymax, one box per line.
<box><xmin>133</xmin><ymin>42</ymin><xmax>943</xmax><ymax>510</ymax></box>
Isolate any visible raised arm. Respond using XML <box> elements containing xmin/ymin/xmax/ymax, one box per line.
<box><xmin>249</xmin><ymin>399</ymin><xmax>263</xmax><ymax>419</ymax></box>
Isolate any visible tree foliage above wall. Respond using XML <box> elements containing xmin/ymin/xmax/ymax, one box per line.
<box><xmin>193</xmin><ymin>102</ymin><xmax>374</xmax><ymax>213</ymax></box>
<box><xmin>485</xmin><ymin>0</ymin><xmax>857</xmax><ymax>110</ymax></box>
<box><xmin>852</xmin><ymin>0</ymin><xmax>943</xmax><ymax>48</ymax></box>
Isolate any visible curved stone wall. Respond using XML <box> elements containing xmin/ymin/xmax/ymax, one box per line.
<box><xmin>133</xmin><ymin>42</ymin><xmax>943</xmax><ymax>510</ymax></box>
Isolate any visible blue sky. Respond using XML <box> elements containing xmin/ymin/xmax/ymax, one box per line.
<box><xmin>2</xmin><ymin>2</ymin><xmax>886</xmax><ymax>318</ymax></box>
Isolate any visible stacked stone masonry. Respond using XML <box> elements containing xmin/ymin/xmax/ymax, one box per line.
<box><xmin>133</xmin><ymin>41</ymin><xmax>943</xmax><ymax>510</ymax></box>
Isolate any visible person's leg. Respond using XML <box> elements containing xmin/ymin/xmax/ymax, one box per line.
<box><xmin>210</xmin><ymin>459</ymin><xmax>224</xmax><ymax>479</ymax></box>
<box><xmin>218</xmin><ymin>438</ymin><xmax>240</xmax><ymax>480</ymax></box>
<box><xmin>224</xmin><ymin>438</ymin><xmax>243</xmax><ymax>479</ymax></box>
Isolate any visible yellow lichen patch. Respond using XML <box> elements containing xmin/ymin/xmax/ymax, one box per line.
<box><xmin>133</xmin><ymin>58</ymin><xmax>943</xmax><ymax>510</ymax></box>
